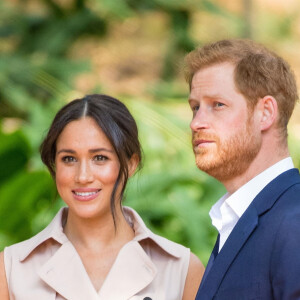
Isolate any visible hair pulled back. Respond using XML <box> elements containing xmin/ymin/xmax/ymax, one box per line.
<box><xmin>40</xmin><ymin>94</ymin><xmax>142</xmax><ymax>225</ymax></box>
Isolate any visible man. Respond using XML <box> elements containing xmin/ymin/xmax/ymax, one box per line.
<box><xmin>185</xmin><ymin>39</ymin><xmax>300</xmax><ymax>299</ymax></box>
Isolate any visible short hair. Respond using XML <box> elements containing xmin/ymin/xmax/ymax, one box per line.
<box><xmin>184</xmin><ymin>39</ymin><xmax>298</xmax><ymax>136</ymax></box>
<box><xmin>40</xmin><ymin>94</ymin><xmax>142</xmax><ymax>226</ymax></box>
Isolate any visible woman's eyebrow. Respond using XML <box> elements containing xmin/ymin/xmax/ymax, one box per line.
<box><xmin>56</xmin><ymin>148</ymin><xmax>114</xmax><ymax>155</ymax></box>
<box><xmin>89</xmin><ymin>148</ymin><xmax>114</xmax><ymax>153</ymax></box>
<box><xmin>56</xmin><ymin>149</ymin><xmax>75</xmax><ymax>155</ymax></box>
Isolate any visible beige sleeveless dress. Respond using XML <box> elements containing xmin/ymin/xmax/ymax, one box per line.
<box><xmin>4</xmin><ymin>207</ymin><xmax>190</xmax><ymax>300</ymax></box>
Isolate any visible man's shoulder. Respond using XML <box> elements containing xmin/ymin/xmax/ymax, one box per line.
<box><xmin>266</xmin><ymin>170</ymin><xmax>300</xmax><ymax>211</ymax></box>
<box><xmin>260</xmin><ymin>173</ymin><xmax>300</xmax><ymax>235</ymax></box>
<box><xmin>275</xmin><ymin>180</ymin><xmax>300</xmax><ymax>217</ymax></box>
<box><xmin>274</xmin><ymin>169</ymin><xmax>300</xmax><ymax>206</ymax></box>
<box><xmin>259</xmin><ymin>167</ymin><xmax>299</xmax><ymax>197</ymax></box>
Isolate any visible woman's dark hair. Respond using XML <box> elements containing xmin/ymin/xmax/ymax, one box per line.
<box><xmin>40</xmin><ymin>94</ymin><xmax>142</xmax><ymax>226</ymax></box>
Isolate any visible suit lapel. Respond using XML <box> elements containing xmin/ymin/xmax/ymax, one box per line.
<box><xmin>38</xmin><ymin>241</ymin><xmax>99</xmax><ymax>300</ymax></box>
<box><xmin>200</xmin><ymin>234</ymin><xmax>219</xmax><ymax>286</ymax></box>
<box><xmin>98</xmin><ymin>240</ymin><xmax>157</xmax><ymax>299</ymax></box>
<box><xmin>198</xmin><ymin>206</ymin><xmax>258</xmax><ymax>299</ymax></box>
<box><xmin>197</xmin><ymin>169</ymin><xmax>300</xmax><ymax>299</ymax></box>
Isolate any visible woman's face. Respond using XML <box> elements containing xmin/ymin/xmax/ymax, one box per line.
<box><xmin>55</xmin><ymin>117</ymin><xmax>120</xmax><ymax>220</ymax></box>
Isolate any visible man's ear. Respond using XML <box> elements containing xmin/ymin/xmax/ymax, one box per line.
<box><xmin>128</xmin><ymin>154</ymin><xmax>139</xmax><ymax>177</ymax></box>
<box><xmin>257</xmin><ymin>96</ymin><xmax>278</xmax><ymax>131</ymax></box>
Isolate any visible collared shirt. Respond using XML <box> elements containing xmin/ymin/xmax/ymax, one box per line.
<box><xmin>4</xmin><ymin>207</ymin><xmax>190</xmax><ymax>300</ymax></box>
<box><xmin>209</xmin><ymin>157</ymin><xmax>294</xmax><ymax>252</ymax></box>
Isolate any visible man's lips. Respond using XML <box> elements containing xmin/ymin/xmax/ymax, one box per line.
<box><xmin>72</xmin><ymin>188</ymin><xmax>101</xmax><ymax>201</ymax></box>
<box><xmin>193</xmin><ymin>139</ymin><xmax>214</xmax><ymax>147</ymax></box>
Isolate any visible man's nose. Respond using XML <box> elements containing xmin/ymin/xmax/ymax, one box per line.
<box><xmin>75</xmin><ymin>160</ymin><xmax>94</xmax><ymax>183</ymax></box>
<box><xmin>190</xmin><ymin>108</ymin><xmax>210</xmax><ymax>132</ymax></box>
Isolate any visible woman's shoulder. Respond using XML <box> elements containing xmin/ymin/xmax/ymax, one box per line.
<box><xmin>147</xmin><ymin>229</ymin><xmax>190</xmax><ymax>257</ymax></box>
<box><xmin>4</xmin><ymin>230</ymin><xmax>47</xmax><ymax>261</ymax></box>
<box><xmin>124</xmin><ymin>206</ymin><xmax>190</xmax><ymax>259</ymax></box>
<box><xmin>4</xmin><ymin>208</ymin><xmax>67</xmax><ymax>262</ymax></box>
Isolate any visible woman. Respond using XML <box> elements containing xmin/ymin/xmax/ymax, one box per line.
<box><xmin>0</xmin><ymin>94</ymin><xmax>204</xmax><ymax>299</ymax></box>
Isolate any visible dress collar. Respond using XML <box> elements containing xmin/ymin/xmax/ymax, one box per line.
<box><xmin>20</xmin><ymin>206</ymin><xmax>182</xmax><ymax>262</ymax></box>
<box><xmin>123</xmin><ymin>206</ymin><xmax>182</xmax><ymax>258</ymax></box>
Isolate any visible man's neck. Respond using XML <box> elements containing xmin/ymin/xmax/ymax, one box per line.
<box><xmin>223</xmin><ymin>149</ymin><xmax>290</xmax><ymax>194</ymax></box>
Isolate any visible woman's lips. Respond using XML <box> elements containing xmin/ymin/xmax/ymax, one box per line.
<box><xmin>72</xmin><ymin>188</ymin><xmax>101</xmax><ymax>201</ymax></box>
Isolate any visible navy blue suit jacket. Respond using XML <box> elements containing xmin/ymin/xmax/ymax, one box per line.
<box><xmin>196</xmin><ymin>168</ymin><xmax>300</xmax><ymax>300</ymax></box>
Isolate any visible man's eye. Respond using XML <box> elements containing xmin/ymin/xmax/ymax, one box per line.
<box><xmin>214</xmin><ymin>102</ymin><xmax>225</xmax><ymax>108</ymax></box>
<box><xmin>93</xmin><ymin>155</ymin><xmax>108</xmax><ymax>162</ymax></box>
<box><xmin>192</xmin><ymin>105</ymin><xmax>200</xmax><ymax>112</ymax></box>
<box><xmin>62</xmin><ymin>156</ymin><xmax>76</xmax><ymax>163</ymax></box>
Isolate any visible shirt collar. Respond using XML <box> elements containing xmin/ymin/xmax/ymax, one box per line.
<box><xmin>20</xmin><ymin>206</ymin><xmax>181</xmax><ymax>262</ymax></box>
<box><xmin>210</xmin><ymin>157</ymin><xmax>294</xmax><ymax>222</ymax></box>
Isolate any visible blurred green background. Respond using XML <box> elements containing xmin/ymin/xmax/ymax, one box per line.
<box><xmin>1</xmin><ymin>0</ymin><xmax>300</xmax><ymax>265</ymax></box>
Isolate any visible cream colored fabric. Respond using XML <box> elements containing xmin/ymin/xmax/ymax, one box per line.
<box><xmin>4</xmin><ymin>207</ymin><xmax>190</xmax><ymax>300</ymax></box>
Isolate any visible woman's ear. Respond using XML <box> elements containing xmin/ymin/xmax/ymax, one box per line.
<box><xmin>128</xmin><ymin>154</ymin><xmax>139</xmax><ymax>177</ymax></box>
<box><xmin>257</xmin><ymin>95</ymin><xmax>278</xmax><ymax>131</ymax></box>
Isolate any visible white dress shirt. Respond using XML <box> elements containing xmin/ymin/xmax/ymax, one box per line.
<box><xmin>209</xmin><ymin>157</ymin><xmax>294</xmax><ymax>252</ymax></box>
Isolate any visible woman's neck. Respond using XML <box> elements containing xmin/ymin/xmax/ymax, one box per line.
<box><xmin>63</xmin><ymin>207</ymin><xmax>135</xmax><ymax>252</ymax></box>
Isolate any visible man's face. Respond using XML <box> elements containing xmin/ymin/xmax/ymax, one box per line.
<box><xmin>189</xmin><ymin>62</ymin><xmax>262</xmax><ymax>182</ymax></box>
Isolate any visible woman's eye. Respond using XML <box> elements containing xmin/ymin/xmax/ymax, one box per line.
<box><xmin>93</xmin><ymin>155</ymin><xmax>108</xmax><ymax>162</ymax></box>
<box><xmin>62</xmin><ymin>156</ymin><xmax>76</xmax><ymax>163</ymax></box>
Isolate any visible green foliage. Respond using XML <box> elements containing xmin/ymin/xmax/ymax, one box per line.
<box><xmin>0</xmin><ymin>1</ymin><xmax>93</xmax><ymax>120</ymax></box>
<box><xmin>0</xmin><ymin>126</ymin><xmax>57</xmax><ymax>250</ymax></box>
<box><xmin>94</xmin><ymin>0</ymin><xmax>134</xmax><ymax>19</ymax></box>
<box><xmin>257</xmin><ymin>11</ymin><xmax>296</xmax><ymax>42</ymax></box>
<box><xmin>0</xmin><ymin>170</ymin><xmax>55</xmax><ymax>243</ymax></box>
<box><xmin>0</xmin><ymin>130</ymin><xmax>30</xmax><ymax>183</ymax></box>
<box><xmin>0</xmin><ymin>0</ymin><xmax>299</xmax><ymax>268</ymax></box>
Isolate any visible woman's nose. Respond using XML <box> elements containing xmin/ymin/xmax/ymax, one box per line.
<box><xmin>75</xmin><ymin>161</ymin><xmax>94</xmax><ymax>183</ymax></box>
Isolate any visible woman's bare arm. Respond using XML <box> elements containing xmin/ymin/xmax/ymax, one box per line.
<box><xmin>0</xmin><ymin>251</ymin><xmax>9</xmax><ymax>300</ymax></box>
<box><xmin>182</xmin><ymin>252</ymin><xmax>205</xmax><ymax>300</ymax></box>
